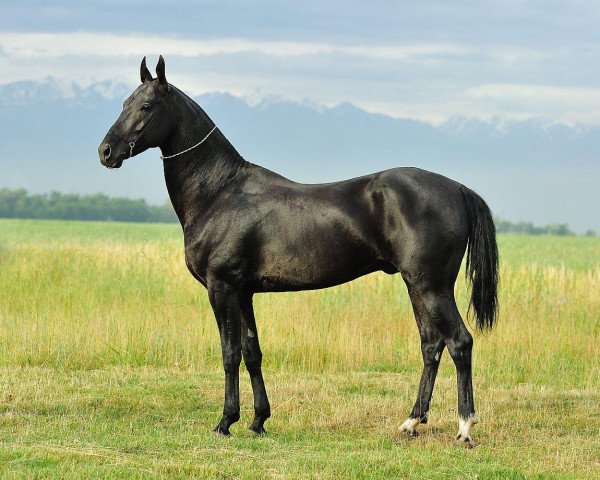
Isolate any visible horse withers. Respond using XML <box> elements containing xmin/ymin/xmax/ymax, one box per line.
<box><xmin>99</xmin><ymin>56</ymin><xmax>499</xmax><ymax>447</ymax></box>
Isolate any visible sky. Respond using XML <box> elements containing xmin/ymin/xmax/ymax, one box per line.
<box><xmin>3</xmin><ymin>1</ymin><xmax>600</xmax><ymax>125</ymax></box>
<box><xmin>0</xmin><ymin>1</ymin><xmax>599</xmax><ymax>232</ymax></box>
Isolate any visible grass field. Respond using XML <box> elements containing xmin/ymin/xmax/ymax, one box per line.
<box><xmin>0</xmin><ymin>219</ymin><xmax>598</xmax><ymax>478</ymax></box>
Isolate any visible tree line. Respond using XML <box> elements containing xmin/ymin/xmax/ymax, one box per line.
<box><xmin>0</xmin><ymin>188</ymin><xmax>596</xmax><ymax>236</ymax></box>
<box><xmin>494</xmin><ymin>218</ymin><xmax>595</xmax><ymax>237</ymax></box>
<box><xmin>0</xmin><ymin>188</ymin><xmax>177</xmax><ymax>223</ymax></box>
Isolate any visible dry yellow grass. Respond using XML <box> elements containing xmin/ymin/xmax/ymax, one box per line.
<box><xmin>0</xmin><ymin>367</ymin><xmax>598</xmax><ymax>478</ymax></box>
<box><xmin>0</xmin><ymin>230</ymin><xmax>598</xmax><ymax>388</ymax></box>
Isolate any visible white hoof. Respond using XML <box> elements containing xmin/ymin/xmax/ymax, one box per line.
<box><xmin>455</xmin><ymin>414</ymin><xmax>479</xmax><ymax>447</ymax></box>
<box><xmin>400</xmin><ymin>417</ymin><xmax>421</xmax><ymax>437</ymax></box>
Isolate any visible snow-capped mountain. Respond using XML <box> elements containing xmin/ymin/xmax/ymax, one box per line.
<box><xmin>0</xmin><ymin>79</ymin><xmax>598</xmax><ymax>232</ymax></box>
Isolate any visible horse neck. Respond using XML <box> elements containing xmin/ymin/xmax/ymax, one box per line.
<box><xmin>160</xmin><ymin>92</ymin><xmax>247</xmax><ymax>228</ymax></box>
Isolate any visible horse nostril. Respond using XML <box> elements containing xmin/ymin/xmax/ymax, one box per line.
<box><xmin>103</xmin><ymin>144</ymin><xmax>111</xmax><ymax>160</ymax></box>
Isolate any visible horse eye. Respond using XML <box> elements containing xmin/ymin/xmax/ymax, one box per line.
<box><xmin>141</xmin><ymin>103</ymin><xmax>151</xmax><ymax>110</ymax></box>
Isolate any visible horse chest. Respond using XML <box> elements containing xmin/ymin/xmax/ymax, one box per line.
<box><xmin>183</xmin><ymin>241</ymin><xmax>210</xmax><ymax>287</ymax></box>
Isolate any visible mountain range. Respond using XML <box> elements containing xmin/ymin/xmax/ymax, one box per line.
<box><xmin>0</xmin><ymin>78</ymin><xmax>598</xmax><ymax>232</ymax></box>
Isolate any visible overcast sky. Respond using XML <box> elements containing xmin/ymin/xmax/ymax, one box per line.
<box><xmin>3</xmin><ymin>1</ymin><xmax>600</xmax><ymax>125</ymax></box>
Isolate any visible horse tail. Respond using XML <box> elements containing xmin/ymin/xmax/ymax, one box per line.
<box><xmin>460</xmin><ymin>186</ymin><xmax>499</xmax><ymax>331</ymax></box>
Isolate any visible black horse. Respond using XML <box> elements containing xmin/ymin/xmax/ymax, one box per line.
<box><xmin>99</xmin><ymin>56</ymin><xmax>498</xmax><ymax>446</ymax></box>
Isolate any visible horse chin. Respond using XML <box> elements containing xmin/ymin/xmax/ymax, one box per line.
<box><xmin>101</xmin><ymin>153</ymin><xmax>126</xmax><ymax>169</ymax></box>
<box><xmin>101</xmin><ymin>157</ymin><xmax>124</xmax><ymax>169</ymax></box>
<box><xmin>107</xmin><ymin>159</ymin><xmax>124</xmax><ymax>169</ymax></box>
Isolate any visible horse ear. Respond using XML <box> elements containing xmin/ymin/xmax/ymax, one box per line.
<box><xmin>140</xmin><ymin>56</ymin><xmax>153</xmax><ymax>83</ymax></box>
<box><xmin>155</xmin><ymin>55</ymin><xmax>167</xmax><ymax>85</ymax></box>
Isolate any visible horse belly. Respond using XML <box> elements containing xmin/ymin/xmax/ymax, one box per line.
<box><xmin>254</xmin><ymin>229</ymin><xmax>382</xmax><ymax>292</ymax></box>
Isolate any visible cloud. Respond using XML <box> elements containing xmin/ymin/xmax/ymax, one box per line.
<box><xmin>468</xmin><ymin>83</ymin><xmax>600</xmax><ymax>104</ymax></box>
<box><xmin>466</xmin><ymin>84</ymin><xmax>600</xmax><ymax>124</ymax></box>
<box><xmin>1</xmin><ymin>31</ymin><xmax>598</xmax><ymax>125</ymax></box>
<box><xmin>0</xmin><ymin>32</ymin><xmax>474</xmax><ymax>61</ymax></box>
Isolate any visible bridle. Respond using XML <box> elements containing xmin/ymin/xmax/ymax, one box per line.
<box><xmin>107</xmin><ymin>84</ymin><xmax>218</xmax><ymax>160</ymax></box>
<box><xmin>106</xmin><ymin>87</ymin><xmax>168</xmax><ymax>158</ymax></box>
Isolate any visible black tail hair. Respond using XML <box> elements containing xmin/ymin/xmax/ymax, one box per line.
<box><xmin>461</xmin><ymin>187</ymin><xmax>499</xmax><ymax>331</ymax></box>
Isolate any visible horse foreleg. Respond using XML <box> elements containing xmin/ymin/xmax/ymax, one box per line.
<box><xmin>208</xmin><ymin>281</ymin><xmax>242</xmax><ymax>436</ymax></box>
<box><xmin>240</xmin><ymin>293</ymin><xmax>271</xmax><ymax>434</ymax></box>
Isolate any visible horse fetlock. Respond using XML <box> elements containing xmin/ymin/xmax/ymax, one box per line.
<box><xmin>213</xmin><ymin>423</ymin><xmax>231</xmax><ymax>436</ymax></box>
<box><xmin>249</xmin><ymin>416</ymin><xmax>269</xmax><ymax>435</ymax></box>
<box><xmin>221</xmin><ymin>411</ymin><xmax>240</xmax><ymax>425</ymax></box>
<box><xmin>214</xmin><ymin>411</ymin><xmax>240</xmax><ymax>436</ymax></box>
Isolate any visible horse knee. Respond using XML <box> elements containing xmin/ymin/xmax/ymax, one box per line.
<box><xmin>223</xmin><ymin>349</ymin><xmax>242</xmax><ymax>373</ymax></box>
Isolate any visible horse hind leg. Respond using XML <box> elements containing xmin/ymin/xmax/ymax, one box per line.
<box><xmin>443</xmin><ymin>300</ymin><xmax>479</xmax><ymax>448</ymax></box>
<box><xmin>400</xmin><ymin>289</ymin><xmax>446</xmax><ymax>437</ymax></box>
<box><xmin>401</xmin><ymin>286</ymin><xmax>478</xmax><ymax>447</ymax></box>
<box><xmin>423</xmin><ymin>289</ymin><xmax>478</xmax><ymax>447</ymax></box>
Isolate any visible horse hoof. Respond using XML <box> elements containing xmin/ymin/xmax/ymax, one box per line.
<box><xmin>399</xmin><ymin>425</ymin><xmax>419</xmax><ymax>438</ymax></box>
<box><xmin>399</xmin><ymin>417</ymin><xmax>420</xmax><ymax>438</ymax></box>
<box><xmin>249</xmin><ymin>424</ymin><xmax>267</xmax><ymax>435</ymax></box>
<box><xmin>455</xmin><ymin>434</ymin><xmax>476</xmax><ymax>449</ymax></box>
<box><xmin>455</xmin><ymin>415</ymin><xmax>479</xmax><ymax>448</ymax></box>
<box><xmin>213</xmin><ymin>425</ymin><xmax>230</xmax><ymax>436</ymax></box>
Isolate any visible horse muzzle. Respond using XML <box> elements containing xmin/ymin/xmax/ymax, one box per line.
<box><xmin>98</xmin><ymin>141</ymin><xmax>125</xmax><ymax>169</ymax></box>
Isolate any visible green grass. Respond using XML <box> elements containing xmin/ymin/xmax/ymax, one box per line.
<box><xmin>0</xmin><ymin>219</ymin><xmax>599</xmax><ymax>478</ymax></box>
<box><xmin>1</xmin><ymin>368</ymin><xmax>597</xmax><ymax>479</ymax></box>
<box><xmin>497</xmin><ymin>234</ymin><xmax>600</xmax><ymax>271</ymax></box>
<box><xmin>0</xmin><ymin>218</ymin><xmax>181</xmax><ymax>246</ymax></box>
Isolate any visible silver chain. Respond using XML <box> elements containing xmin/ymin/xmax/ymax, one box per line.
<box><xmin>160</xmin><ymin>126</ymin><xmax>217</xmax><ymax>160</ymax></box>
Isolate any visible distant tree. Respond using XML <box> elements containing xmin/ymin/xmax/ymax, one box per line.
<box><xmin>546</xmin><ymin>224</ymin><xmax>573</xmax><ymax>236</ymax></box>
<box><xmin>494</xmin><ymin>217</ymin><xmax>577</xmax><ymax>236</ymax></box>
<box><xmin>153</xmin><ymin>201</ymin><xmax>180</xmax><ymax>223</ymax></box>
<box><xmin>0</xmin><ymin>189</ymin><xmax>178</xmax><ymax>223</ymax></box>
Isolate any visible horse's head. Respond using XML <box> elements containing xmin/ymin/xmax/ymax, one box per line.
<box><xmin>98</xmin><ymin>56</ymin><xmax>172</xmax><ymax>168</ymax></box>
